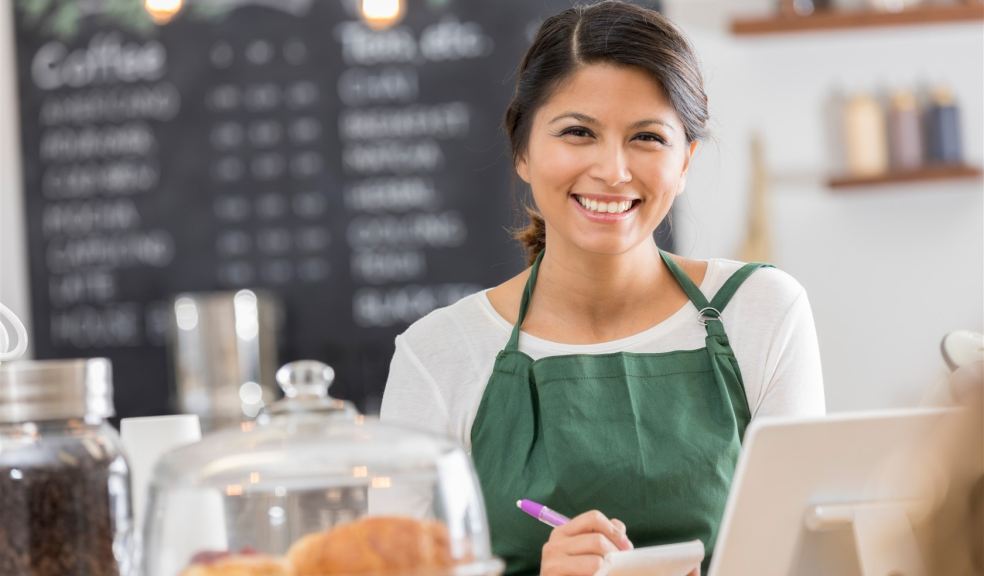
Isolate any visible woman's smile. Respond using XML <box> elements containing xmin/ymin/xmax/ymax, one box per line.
<box><xmin>569</xmin><ymin>193</ymin><xmax>642</xmax><ymax>222</ymax></box>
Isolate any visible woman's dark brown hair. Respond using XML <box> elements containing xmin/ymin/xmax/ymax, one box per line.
<box><xmin>504</xmin><ymin>0</ymin><xmax>709</xmax><ymax>264</ymax></box>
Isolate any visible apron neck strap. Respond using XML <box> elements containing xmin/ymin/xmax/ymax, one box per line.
<box><xmin>709</xmin><ymin>262</ymin><xmax>774</xmax><ymax>312</ymax></box>
<box><xmin>658</xmin><ymin>249</ymin><xmax>710</xmax><ymax>310</ymax></box>
<box><xmin>659</xmin><ymin>250</ymin><xmax>774</xmax><ymax>335</ymax></box>
<box><xmin>506</xmin><ymin>249</ymin><xmax>544</xmax><ymax>351</ymax></box>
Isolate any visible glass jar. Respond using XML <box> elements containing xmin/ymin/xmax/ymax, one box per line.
<box><xmin>142</xmin><ymin>360</ymin><xmax>503</xmax><ymax>576</ymax></box>
<box><xmin>0</xmin><ymin>358</ymin><xmax>133</xmax><ymax>576</ymax></box>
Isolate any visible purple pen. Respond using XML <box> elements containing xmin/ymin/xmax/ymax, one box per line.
<box><xmin>517</xmin><ymin>499</ymin><xmax>571</xmax><ymax>528</ymax></box>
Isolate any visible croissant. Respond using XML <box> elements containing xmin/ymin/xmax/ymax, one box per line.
<box><xmin>287</xmin><ymin>516</ymin><xmax>453</xmax><ymax>575</ymax></box>
<box><xmin>180</xmin><ymin>553</ymin><xmax>291</xmax><ymax>576</ymax></box>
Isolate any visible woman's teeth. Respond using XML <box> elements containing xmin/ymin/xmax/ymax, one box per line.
<box><xmin>575</xmin><ymin>195</ymin><xmax>634</xmax><ymax>214</ymax></box>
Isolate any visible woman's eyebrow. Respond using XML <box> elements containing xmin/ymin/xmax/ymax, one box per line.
<box><xmin>548</xmin><ymin>112</ymin><xmax>675</xmax><ymax>132</ymax></box>
<box><xmin>548</xmin><ymin>111</ymin><xmax>597</xmax><ymax>125</ymax></box>
<box><xmin>631</xmin><ymin>119</ymin><xmax>675</xmax><ymax>132</ymax></box>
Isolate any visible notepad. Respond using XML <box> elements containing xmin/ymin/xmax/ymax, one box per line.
<box><xmin>593</xmin><ymin>539</ymin><xmax>704</xmax><ymax>576</ymax></box>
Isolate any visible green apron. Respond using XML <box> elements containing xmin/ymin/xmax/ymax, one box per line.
<box><xmin>470</xmin><ymin>249</ymin><xmax>772</xmax><ymax>576</ymax></box>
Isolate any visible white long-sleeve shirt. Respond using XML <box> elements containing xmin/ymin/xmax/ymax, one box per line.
<box><xmin>381</xmin><ymin>258</ymin><xmax>826</xmax><ymax>450</ymax></box>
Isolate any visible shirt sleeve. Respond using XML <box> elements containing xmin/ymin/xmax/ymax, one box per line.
<box><xmin>380</xmin><ymin>333</ymin><xmax>453</xmax><ymax>436</ymax></box>
<box><xmin>372</xmin><ymin>334</ymin><xmax>453</xmax><ymax>518</ymax></box>
<box><xmin>752</xmin><ymin>290</ymin><xmax>826</xmax><ymax>419</ymax></box>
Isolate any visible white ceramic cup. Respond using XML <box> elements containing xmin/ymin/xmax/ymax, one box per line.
<box><xmin>121</xmin><ymin>414</ymin><xmax>203</xmax><ymax>538</ymax></box>
<box><xmin>122</xmin><ymin>414</ymin><xmax>232</xmax><ymax>574</ymax></box>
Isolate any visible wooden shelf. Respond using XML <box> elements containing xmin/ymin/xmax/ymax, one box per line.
<box><xmin>828</xmin><ymin>164</ymin><xmax>982</xmax><ymax>189</ymax></box>
<box><xmin>731</xmin><ymin>3</ymin><xmax>984</xmax><ymax>36</ymax></box>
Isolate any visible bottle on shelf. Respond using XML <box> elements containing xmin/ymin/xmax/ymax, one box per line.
<box><xmin>924</xmin><ymin>85</ymin><xmax>963</xmax><ymax>165</ymax></box>
<box><xmin>779</xmin><ymin>0</ymin><xmax>833</xmax><ymax>16</ymax></box>
<box><xmin>886</xmin><ymin>88</ymin><xmax>924</xmax><ymax>171</ymax></box>
<box><xmin>843</xmin><ymin>90</ymin><xmax>889</xmax><ymax>177</ymax></box>
<box><xmin>867</xmin><ymin>0</ymin><xmax>926</xmax><ymax>12</ymax></box>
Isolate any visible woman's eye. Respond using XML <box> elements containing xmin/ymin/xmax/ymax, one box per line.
<box><xmin>636</xmin><ymin>133</ymin><xmax>667</xmax><ymax>144</ymax></box>
<box><xmin>560</xmin><ymin>127</ymin><xmax>593</xmax><ymax>138</ymax></box>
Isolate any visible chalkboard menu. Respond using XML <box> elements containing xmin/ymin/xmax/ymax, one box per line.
<box><xmin>14</xmin><ymin>0</ymin><xmax>665</xmax><ymax>418</ymax></box>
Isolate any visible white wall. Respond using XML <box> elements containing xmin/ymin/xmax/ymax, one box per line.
<box><xmin>0</xmin><ymin>0</ymin><xmax>31</xmax><ymax>357</ymax></box>
<box><xmin>666</xmin><ymin>0</ymin><xmax>984</xmax><ymax>411</ymax></box>
<box><xmin>0</xmin><ymin>1</ymin><xmax>980</xmax><ymax>409</ymax></box>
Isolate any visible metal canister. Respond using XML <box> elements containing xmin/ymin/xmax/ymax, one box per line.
<box><xmin>169</xmin><ymin>290</ymin><xmax>281</xmax><ymax>430</ymax></box>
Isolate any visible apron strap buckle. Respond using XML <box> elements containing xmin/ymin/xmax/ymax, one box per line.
<box><xmin>697</xmin><ymin>307</ymin><xmax>722</xmax><ymax>326</ymax></box>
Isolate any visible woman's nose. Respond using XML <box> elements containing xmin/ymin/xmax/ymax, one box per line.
<box><xmin>591</xmin><ymin>144</ymin><xmax>632</xmax><ymax>187</ymax></box>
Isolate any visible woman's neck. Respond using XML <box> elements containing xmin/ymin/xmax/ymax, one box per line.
<box><xmin>531</xmin><ymin>239</ymin><xmax>670</xmax><ymax>331</ymax></box>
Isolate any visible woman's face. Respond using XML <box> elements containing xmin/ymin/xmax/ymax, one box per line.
<box><xmin>516</xmin><ymin>63</ymin><xmax>698</xmax><ymax>257</ymax></box>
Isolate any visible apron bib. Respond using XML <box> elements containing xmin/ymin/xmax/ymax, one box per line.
<box><xmin>471</xmin><ymin>250</ymin><xmax>771</xmax><ymax>575</ymax></box>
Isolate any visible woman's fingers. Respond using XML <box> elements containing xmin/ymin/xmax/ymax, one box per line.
<box><xmin>610</xmin><ymin>517</ymin><xmax>632</xmax><ymax>551</ymax></box>
<box><xmin>540</xmin><ymin>512</ymin><xmax>637</xmax><ymax>576</ymax></box>
<box><xmin>554</xmin><ymin>510</ymin><xmax>616</xmax><ymax>538</ymax></box>
<box><xmin>552</xmin><ymin>510</ymin><xmax>633</xmax><ymax>551</ymax></box>
<box><xmin>554</xmin><ymin>532</ymin><xmax>620</xmax><ymax>556</ymax></box>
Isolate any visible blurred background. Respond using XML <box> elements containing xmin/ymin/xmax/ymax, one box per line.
<box><xmin>0</xmin><ymin>0</ymin><xmax>980</xmax><ymax>425</ymax></box>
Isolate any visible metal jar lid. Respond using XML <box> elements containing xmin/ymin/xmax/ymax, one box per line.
<box><xmin>0</xmin><ymin>358</ymin><xmax>114</xmax><ymax>423</ymax></box>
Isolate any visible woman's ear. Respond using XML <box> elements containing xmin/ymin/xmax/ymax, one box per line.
<box><xmin>676</xmin><ymin>140</ymin><xmax>700</xmax><ymax>196</ymax></box>
<box><xmin>516</xmin><ymin>154</ymin><xmax>531</xmax><ymax>184</ymax></box>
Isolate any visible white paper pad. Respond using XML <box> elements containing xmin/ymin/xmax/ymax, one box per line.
<box><xmin>594</xmin><ymin>539</ymin><xmax>704</xmax><ymax>576</ymax></box>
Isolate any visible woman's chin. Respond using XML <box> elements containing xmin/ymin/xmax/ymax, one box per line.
<box><xmin>564</xmin><ymin>237</ymin><xmax>651</xmax><ymax>258</ymax></box>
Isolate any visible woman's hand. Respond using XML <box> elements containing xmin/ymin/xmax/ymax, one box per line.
<box><xmin>540</xmin><ymin>510</ymin><xmax>633</xmax><ymax>576</ymax></box>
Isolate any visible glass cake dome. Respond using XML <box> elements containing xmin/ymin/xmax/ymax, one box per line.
<box><xmin>140</xmin><ymin>360</ymin><xmax>503</xmax><ymax>576</ymax></box>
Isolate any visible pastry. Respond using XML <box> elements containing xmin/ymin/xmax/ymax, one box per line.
<box><xmin>180</xmin><ymin>551</ymin><xmax>291</xmax><ymax>576</ymax></box>
<box><xmin>287</xmin><ymin>516</ymin><xmax>453</xmax><ymax>575</ymax></box>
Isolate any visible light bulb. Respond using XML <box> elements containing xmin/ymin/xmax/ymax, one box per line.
<box><xmin>145</xmin><ymin>0</ymin><xmax>184</xmax><ymax>24</ymax></box>
<box><xmin>360</xmin><ymin>0</ymin><xmax>405</xmax><ymax>30</ymax></box>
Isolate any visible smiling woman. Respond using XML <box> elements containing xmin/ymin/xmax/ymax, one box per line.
<box><xmin>514</xmin><ymin>63</ymin><xmax>698</xmax><ymax>260</ymax></box>
<box><xmin>380</xmin><ymin>3</ymin><xmax>825</xmax><ymax>576</ymax></box>
<box><xmin>506</xmin><ymin>6</ymin><xmax>707</xmax><ymax>265</ymax></box>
